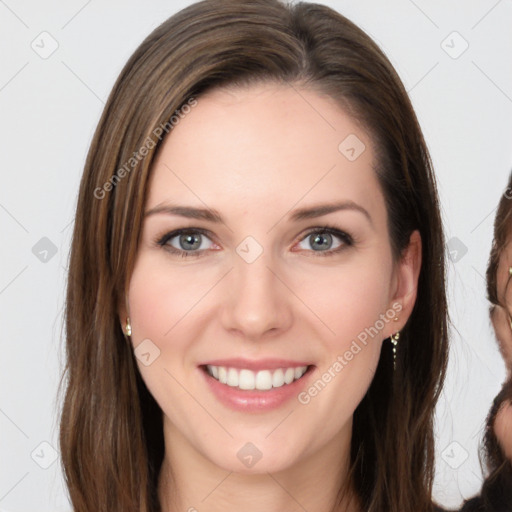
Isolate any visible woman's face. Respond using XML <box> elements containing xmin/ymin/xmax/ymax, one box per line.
<box><xmin>121</xmin><ymin>83</ymin><xmax>420</xmax><ymax>474</ymax></box>
<box><xmin>493</xmin><ymin>240</ymin><xmax>512</xmax><ymax>374</ymax></box>
<box><xmin>492</xmin><ymin>239</ymin><xmax>512</xmax><ymax>460</ymax></box>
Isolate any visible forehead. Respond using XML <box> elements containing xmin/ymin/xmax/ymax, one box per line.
<box><xmin>146</xmin><ymin>83</ymin><xmax>386</xmax><ymax>226</ymax></box>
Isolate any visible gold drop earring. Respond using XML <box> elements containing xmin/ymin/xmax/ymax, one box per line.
<box><xmin>390</xmin><ymin>316</ymin><xmax>400</xmax><ymax>371</ymax></box>
<box><xmin>125</xmin><ymin>317</ymin><xmax>132</xmax><ymax>337</ymax></box>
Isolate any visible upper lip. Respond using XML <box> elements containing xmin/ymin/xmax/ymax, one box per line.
<box><xmin>200</xmin><ymin>358</ymin><xmax>313</xmax><ymax>372</ymax></box>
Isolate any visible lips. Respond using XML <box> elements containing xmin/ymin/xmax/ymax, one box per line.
<box><xmin>198</xmin><ymin>358</ymin><xmax>316</xmax><ymax>412</ymax></box>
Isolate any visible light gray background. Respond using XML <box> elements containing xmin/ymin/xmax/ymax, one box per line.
<box><xmin>1</xmin><ymin>1</ymin><xmax>511</xmax><ymax>510</ymax></box>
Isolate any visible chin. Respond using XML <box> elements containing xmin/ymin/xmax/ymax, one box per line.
<box><xmin>205</xmin><ymin>439</ymin><xmax>302</xmax><ymax>475</ymax></box>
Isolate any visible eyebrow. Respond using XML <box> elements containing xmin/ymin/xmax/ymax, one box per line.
<box><xmin>144</xmin><ymin>201</ymin><xmax>372</xmax><ymax>225</ymax></box>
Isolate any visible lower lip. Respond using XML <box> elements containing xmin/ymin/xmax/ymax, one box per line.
<box><xmin>200</xmin><ymin>365</ymin><xmax>315</xmax><ymax>412</ymax></box>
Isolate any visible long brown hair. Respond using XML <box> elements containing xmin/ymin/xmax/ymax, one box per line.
<box><xmin>58</xmin><ymin>1</ymin><xmax>448</xmax><ymax>511</ymax></box>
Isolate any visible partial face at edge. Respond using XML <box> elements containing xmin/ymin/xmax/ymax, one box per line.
<box><xmin>119</xmin><ymin>83</ymin><xmax>420</xmax><ymax>473</ymax></box>
<box><xmin>492</xmin><ymin>240</ymin><xmax>512</xmax><ymax>373</ymax></box>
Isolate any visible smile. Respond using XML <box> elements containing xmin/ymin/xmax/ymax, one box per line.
<box><xmin>205</xmin><ymin>364</ymin><xmax>309</xmax><ymax>391</ymax></box>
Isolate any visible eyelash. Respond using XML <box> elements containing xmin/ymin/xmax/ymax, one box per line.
<box><xmin>154</xmin><ymin>225</ymin><xmax>354</xmax><ymax>259</ymax></box>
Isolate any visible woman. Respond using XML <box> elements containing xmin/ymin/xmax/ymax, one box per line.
<box><xmin>58</xmin><ymin>1</ymin><xmax>449</xmax><ymax>511</ymax></box>
<box><xmin>436</xmin><ymin>174</ymin><xmax>512</xmax><ymax>512</ymax></box>
<box><xmin>458</xmin><ymin>173</ymin><xmax>512</xmax><ymax>511</ymax></box>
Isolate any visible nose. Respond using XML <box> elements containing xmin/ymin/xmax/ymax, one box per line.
<box><xmin>220</xmin><ymin>250</ymin><xmax>293</xmax><ymax>341</ymax></box>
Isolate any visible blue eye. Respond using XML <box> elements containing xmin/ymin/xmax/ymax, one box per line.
<box><xmin>155</xmin><ymin>226</ymin><xmax>353</xmax><ymax>258</ymax></box>
<box><xmin>296</xmin><ymin>227</ymin><xmax>353</xmax><ymax>255</ymax></box>
<box><xmin>156</xmin><ymin>228</ymin><xmax>215</xmax><ymax>257</ymax></box>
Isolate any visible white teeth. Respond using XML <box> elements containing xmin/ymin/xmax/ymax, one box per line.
<box><xmin>239</xmin><ymin>369</ymin><xmax>255</xmax><ymax>390</ymax></box>
<box><xmin>226</xmin><ymin>368</ymin><xmax>238</xmax><ymax>387</ymax></box>
<box><xmin>284</xmin><ymin>368</ymin><xmax>295</xmax><ymax>384</ymax></box>
<box><xmin>255</xmin><ymin>370</ymin><xmax>273</xmax><ymax>390</ymax></box>
<box><xmin>205</xmin><ymin>365</ymin><xmax>308</xmax><ymax>390</ymax></box>
<box><xmin>272</xmin><ymin>369</ymin><xmax>285</xmax><ymax>387</ymax></box>
<box><xmin>218</xmin><ymin>366</ymin><xmax>227</xmax><ymax>384</ymax></box>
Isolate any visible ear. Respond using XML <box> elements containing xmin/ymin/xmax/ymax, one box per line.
<box><xmin>382</xmin><ymin>230</ymin><xmax>422</xmax><ymax>338</ymax></box>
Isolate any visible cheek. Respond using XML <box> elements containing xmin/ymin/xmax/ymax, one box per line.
<box><xmin>128</xmin><ymin>256</ymin><xmax>214</xmax><ymax>341</ymax></box>
<box><xmin>492</xmin><ymin>307</ymin><xmax>512</xmax><ymax>371</ymax></box>
<box><xmin>290</xmin><ymin>259</ymin><xmax>394</xmax><ymax>410</ymax></box>
<box><xmin>293</xmin><ymin>259</ymin><xmax>394</xmax><ymax>344</ymax></box>
<box><xmin>494</xmin><ymin>400</ymin><xmax>512</xmax><ymax>460</ymax></box>
<box><xmin>126</xmin><ymin>256</ymin><xmax>217</xmax><ymax>411</ymax></box>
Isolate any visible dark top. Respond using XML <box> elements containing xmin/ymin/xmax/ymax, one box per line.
<box><xmin>433</xmin><ymin>462</ymin><xmax>512</xmax><ymax>511</ymax></box>
<box><xmin>435</xmin><ymin>379</ymin><xmax>512</xmax><ymax>512</ymax></box>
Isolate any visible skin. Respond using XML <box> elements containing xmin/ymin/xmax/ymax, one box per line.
<box><xmin>119</xmin><ymin>83</ymin><xmax>421</xmax><ymax>512</ymax></box>
<box><xmin>491</xmin><ymin>240</ymin><xmax>512</xmax><ymax>460</ymax></box>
